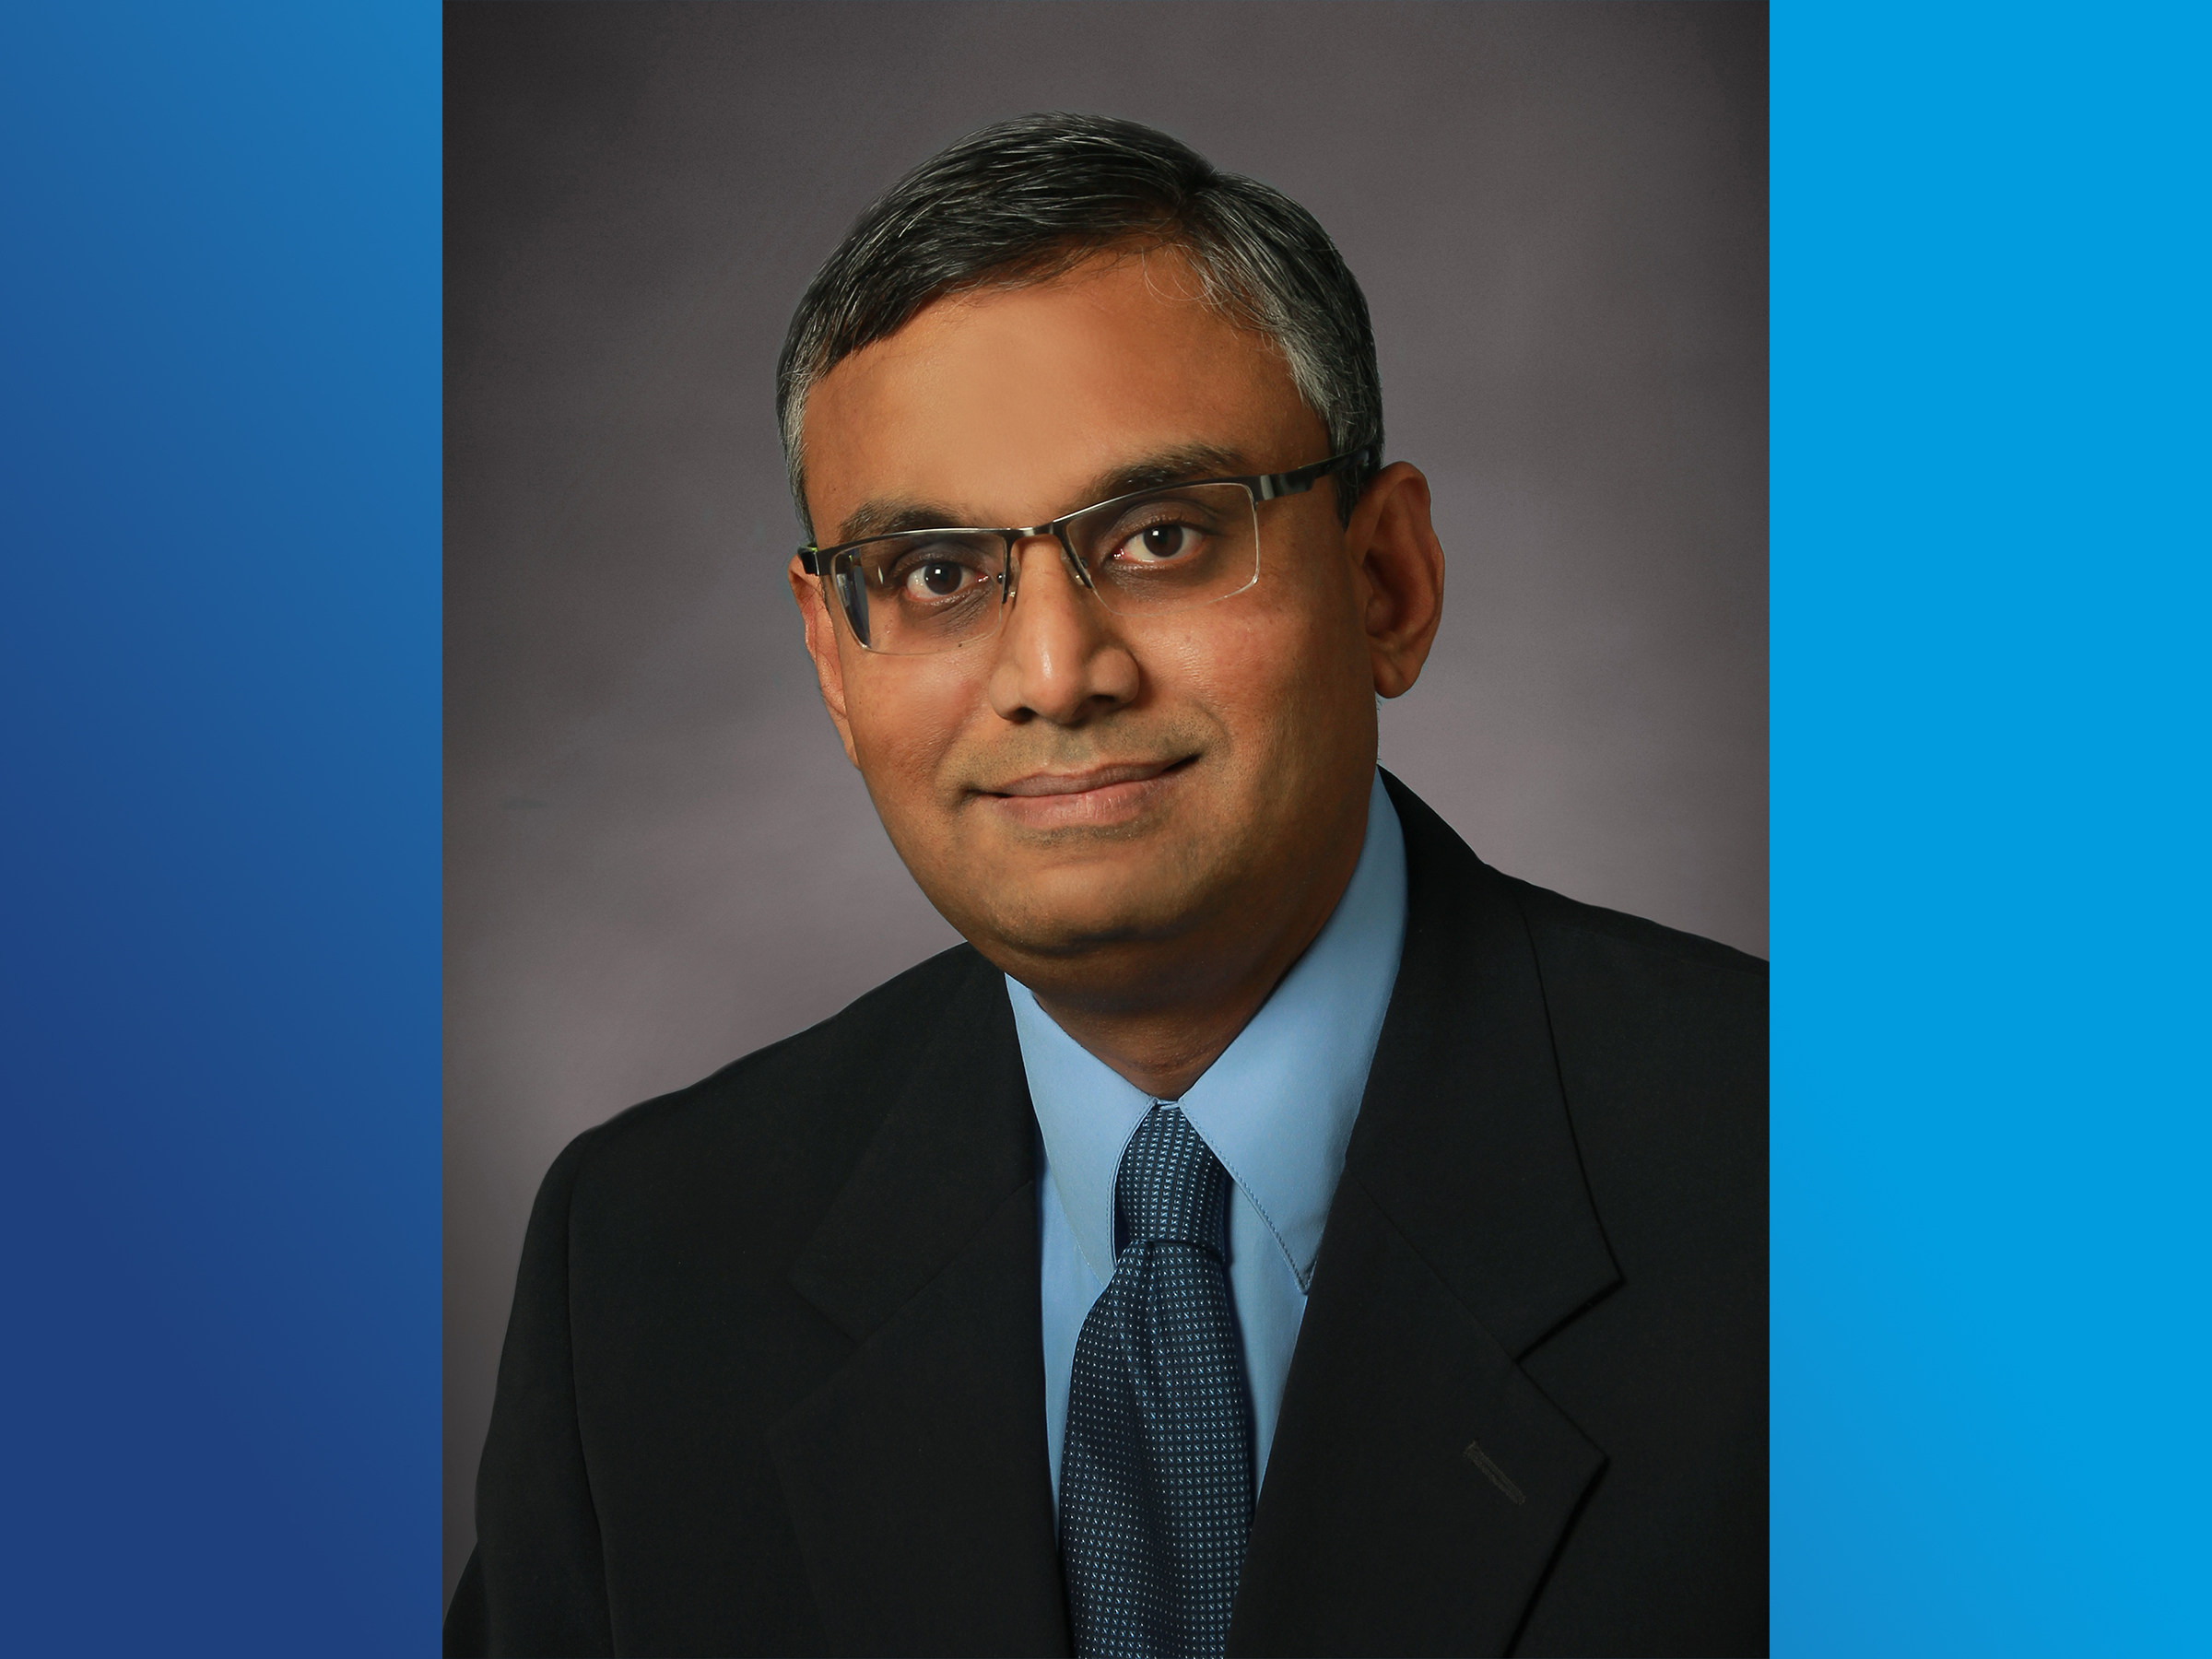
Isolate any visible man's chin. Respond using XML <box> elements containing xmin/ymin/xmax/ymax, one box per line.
<box><xmin>964</xmin><ymin>877</ymin><xmax>1212</xmax><ymax>972</ymax></box>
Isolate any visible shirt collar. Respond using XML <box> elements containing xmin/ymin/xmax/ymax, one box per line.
<box><xmin>1010</xmin><ymin>771</ymin><xmax>1408</xmax><ymax>1290</ymax></box>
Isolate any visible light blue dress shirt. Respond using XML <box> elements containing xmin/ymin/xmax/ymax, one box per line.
<box><xmin>1008</xmin><ymin>771</ymin><xmax>1408</xmax><ymax>1512</ymax></box>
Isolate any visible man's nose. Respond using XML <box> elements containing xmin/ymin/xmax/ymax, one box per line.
<box><xmin>985</xmin><ymin>535</ymin><xmax>1140</xmax><ymax>724</ymax></box>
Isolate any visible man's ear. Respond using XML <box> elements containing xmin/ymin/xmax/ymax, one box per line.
<box><xmin>1343</xmin><ymin>462</ymin><xmax>1447</xmax><ymax>699</ymax></box>
<box><xmin>788</xmin><ymin>554</ymin><xmax>863</xmax><ymax>768</ymax></box>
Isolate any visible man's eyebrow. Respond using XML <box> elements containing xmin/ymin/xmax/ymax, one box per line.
<box><xmin>830</xmin><ymin>442</ymin><xmax>1253</xmax><ymax>547</ymax></box>
<box><xmin>1078</xmin><ymin>443</ymin><xmax>1251</xmax><ymax>509</ymax></box>
<box><xmin>833</xmin><ymin>500</ymin><xmax>970</xmax><ymax>545</ymax></box>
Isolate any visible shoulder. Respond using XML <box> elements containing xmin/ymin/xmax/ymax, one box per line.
<box><xmin>1504</xmin><ymin>874</ymin><xmax>1765</xmax><ymax>1002</ymax></box>
<box><xmin>1384</xmin><ymin>768</ymin><xmax>1763</xmax><ymax>1201</ymax></box>
<box><xmin>1383</xmin><ymin>767</ymin><xmax>1764</xmax><ymax>1047</ymax></box>
<box><xmin>1499</xmin><ymin>871</ymin><xmax>1765</xmax><ymax>1108</ymax></box>
<box><xmin>530</xmin><ymin>943</ymin><xmax>999</xmax><ymax>1245</ymax></box>
<box><xmin>1489</xmin><ymin>875</ymin><xmax>1765</xmax><ymax>1287</ymax></box>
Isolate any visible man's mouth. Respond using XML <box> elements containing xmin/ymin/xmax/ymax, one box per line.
<box><xmin>979</xmin><ymin>757</ymin><xmax>1195</xmax><ymax>829</ymax></box>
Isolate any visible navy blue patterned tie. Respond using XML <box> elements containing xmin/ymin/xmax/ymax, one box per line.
<box><xmin>1061</xmin><ymin>1103</ymin><xmax>1254</xmax><ymax>1659</ymax></box>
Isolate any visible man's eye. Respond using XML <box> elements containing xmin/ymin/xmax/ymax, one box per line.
<box><xmin>1114</xmin><ymin>521</ymin><xmax>1205</xmax><ymax>563</ymax></box>
<box><xmin>899</xmin><ymin>558</ymin><xmax>984</xmax><ymax>599</ymax></box>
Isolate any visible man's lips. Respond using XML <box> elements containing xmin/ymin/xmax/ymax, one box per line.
<box><xmin>984</xmin><ymin>759</ymin><xmax>1188</xmax><ymax>797</ymax></box>
<box><xmin>974</xmin><ymin>757</ymin><xmax>1194</xmax><ymax>827</ymax></box>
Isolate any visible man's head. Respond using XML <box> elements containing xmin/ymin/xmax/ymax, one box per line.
<box><xmin>781</xmin><ymin>114</ymin><xmax>1444</xmax><ymax>1065</ymax></box>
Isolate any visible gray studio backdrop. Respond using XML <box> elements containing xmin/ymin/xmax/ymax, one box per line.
<box><xmin>444</xmin><ymin>0</ymin><xmax>1767</xmax><ymax>1601</ymax></box>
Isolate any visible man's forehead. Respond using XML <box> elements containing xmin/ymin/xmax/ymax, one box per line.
<box><xmin>799</xmin><ymin>253</ymin><xmax>1318</xmax><ymax>534</ymax></box>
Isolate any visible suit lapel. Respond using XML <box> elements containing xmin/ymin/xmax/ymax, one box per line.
<box><xmin>1230</xmin><ymin>776</ymin><xmax>1622</xmax><ymax>1657</ymax></box>
<box><xmin>766</xmin><ymin>954</ymin><xmax>1071</xmax><ymax>1657</ymax></box>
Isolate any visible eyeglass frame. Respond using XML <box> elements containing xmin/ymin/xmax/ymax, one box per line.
<box><xmin>795</xmin><ymin>444</ymin><xmax>1375</xmax><ymax>651</ymax></box>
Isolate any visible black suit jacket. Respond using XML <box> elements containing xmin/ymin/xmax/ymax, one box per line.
<box><xmin>448</xmin><ymin>775</ymin><xmax>1767</xmax><ymax>1656</ymax></box>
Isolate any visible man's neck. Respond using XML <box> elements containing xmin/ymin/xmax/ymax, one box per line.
<box><xmin>1027</xmin><ymin>827</ymin><xmax>1367</xmax><ymax>1100</ymax></box>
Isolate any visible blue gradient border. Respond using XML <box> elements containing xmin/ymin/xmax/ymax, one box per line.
<box><xmin>1772</xmin><ymin>3</ymin><xmax>2207</xmax><ymax>1653</ymax></box>
<box><xmin>0</xmin><ymin>4</ymin><xmax>440</xmax><ymax>1653</ymax></box>
<box><xmin>4</xmin><ymin>2</ymin><xmax>2206</xmax><ymax>1653</ymax></box>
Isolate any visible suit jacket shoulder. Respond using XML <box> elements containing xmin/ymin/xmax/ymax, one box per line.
<box><xmin>450</xmin><ymin>941</ymin><xmax>1068</xmax><ymax>1659</ymax></box>
<box><xmin>1508</xmin><ymin>871</ymin><xmax>1767</xmax><ymax>978</ymax></box>
<box><xmin>1504</xmin><ymin>870</ymin><xmax>1768</xmax><ymax>1655</ymax></box>
<box><xmin>1499</xmin><ymin>870</ymin><xmax>1768</xmax><ymax>1277</ymax></box>
<box><xmin>574</xmin><ymin>939</ymin><xmax>989</xmax><ymax>1202</ymax></box>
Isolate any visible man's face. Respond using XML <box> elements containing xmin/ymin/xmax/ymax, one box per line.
<box><xmin>792</xmin><ymin>251</ymin><xmax>1405</xmax><ymax>1013</ymax></box>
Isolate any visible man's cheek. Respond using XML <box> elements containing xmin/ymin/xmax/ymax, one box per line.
<box><xmin>853</xmin><ymin>704</ymin><xmax>965</xmax><ymax>806</ymax></box>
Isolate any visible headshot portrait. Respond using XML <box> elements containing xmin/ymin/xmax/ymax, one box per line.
<box><xmin>444</xmin><ymin>5</ymin><xmax>1767</xmax><ymax>1656</ymax></box>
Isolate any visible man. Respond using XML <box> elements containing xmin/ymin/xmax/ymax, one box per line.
<box><xmin>448</xmin><ymin>113</ymin><xmax>1764</xmax><ymax>1658</ymax></box>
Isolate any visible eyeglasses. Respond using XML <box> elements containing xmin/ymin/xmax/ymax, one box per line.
<box><xmin>797</xmin><ymin>447</ymin><xmax>1372</xmax><ymax>656</ymax></box>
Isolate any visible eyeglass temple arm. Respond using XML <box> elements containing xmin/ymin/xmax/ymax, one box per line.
<box><xmin>1251</xmin><ymin>445</ymin><xmax>1374</xmax><ymax>501</ymax></box>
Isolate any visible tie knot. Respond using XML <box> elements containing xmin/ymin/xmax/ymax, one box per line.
<box><xmin>1114</xmin><ymin>1104</ymin><xmax>1230</xmax><ymax>1254</ymax></box>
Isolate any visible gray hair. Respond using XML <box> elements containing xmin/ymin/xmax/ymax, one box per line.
<box><xmin>775</xmin><ymin>112</ymin><xmax>1382</xmax><ymax>539</ymax></box>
